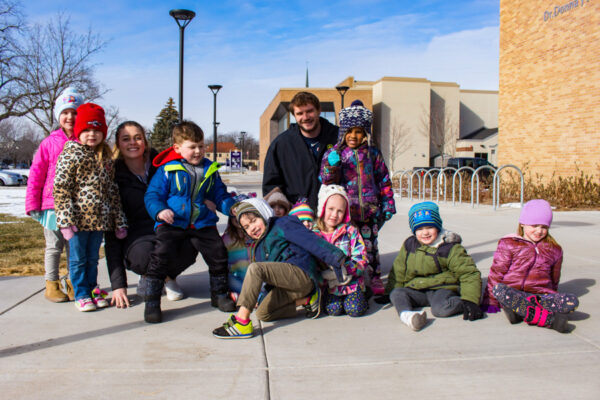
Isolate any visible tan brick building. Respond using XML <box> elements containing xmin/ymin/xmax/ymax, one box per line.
<box><xmin>260</xmin><ymin>77</ymin><xmax>497</xmax><ymax>173</ymax></box>
<box><xmin>499</xmin><ymin>0</ymin><xmax>600</xmax><ymax>178</ymax></box>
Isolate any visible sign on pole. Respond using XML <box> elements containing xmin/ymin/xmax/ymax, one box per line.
<box><xmin>230</xmin><ymin>150</ymin><xmax>242</xmax><ymax>171</ymax></box>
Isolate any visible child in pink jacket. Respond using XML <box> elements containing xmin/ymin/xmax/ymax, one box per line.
<box><xmin>482</xmin><ymin>199</ymin><xmax>579</xmax><ymax>333</ymax></box>
<box><xmin>25</xmin><ymin>87</ymin><xmax>82</xmax><ymax>303</ymax></box>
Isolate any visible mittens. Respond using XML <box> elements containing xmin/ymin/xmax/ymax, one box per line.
<box><xmin>60</xmin><ymin>226</ymin><xmax>78</xmax><ymax>241</ymax></box>
<box><xmin>384</xmin><ymin>211</ymin><xmax>393</xmax><ymax>221</ymax></box>
<box><xmin>462</xmin><ymin>300</ymin><xmax>483</xmax><ymax>321</ymax></box>
<box><xmin>115</xmin><ymin>228</ymin><xmax>128</xmax><ymax>239</ymax></box>
<box><xmin>374</xmin><ymin>294</ymin><xmax>390</xmax><ymax>305</ymax></box>
<box><xmin>484</xmin><ymin>305</ymin><xmax>501</xmax><ymax>314</ymax></box>
<box><xmin>327</xmin><ymin>150</ymin><xmax>341</xmax><ymax>166</ymax></box>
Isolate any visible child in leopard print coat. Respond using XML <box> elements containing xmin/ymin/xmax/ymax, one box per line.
<box><xmin>53</xmin><ymin>103</ymin><xmax>127</xmax><ymax>312</ymax></box>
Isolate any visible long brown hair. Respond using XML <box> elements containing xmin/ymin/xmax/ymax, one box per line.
<box><xmin>224</xmin><ymin>215</ymin><xmax>247</xmax><ymax>245</ymax></box>
<box><xmin>113</xmin><ymin>121</ymin><xmax>149</xmax><ymax>160</ymax></box>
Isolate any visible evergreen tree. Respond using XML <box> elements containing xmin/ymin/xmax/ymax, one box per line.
<box><xmin>150</xmin><ymin>97</ymin><xmax>179</xmax><ymax>151</ymax></box>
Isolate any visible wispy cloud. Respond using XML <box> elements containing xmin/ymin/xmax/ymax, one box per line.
<box><xmin>22</xmin><ymin>0</ymin><xmax>499</xmax><ymax>138</ymax></box>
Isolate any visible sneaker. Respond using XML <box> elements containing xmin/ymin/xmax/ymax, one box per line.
<box><xmin>370</xmin><ymin>276</ymin><xmax>385</xmax><ymax>295</ymax></box>
<box><xmin>304</xmin><ymin>287</ymin><xmax>322</xmax><ymax>319</ymax></box>
<box><xmin>165</xmin><ymin>278</ymin><xmax>184</xmax><ymax>301</ymax></box>
<box><xmin>213</xmin><ymin>314</ymin><xmax>253</xmax><ymax>339</ymax></box>
<box><xmin>75</xmin><ymin>298</ymin><xmax>96</xmax><ymax>312</ymax></box>
<box><xmin>91</xmin><ymin>286</ymin><xmax>109</xmax><ymax>308</ymax></box>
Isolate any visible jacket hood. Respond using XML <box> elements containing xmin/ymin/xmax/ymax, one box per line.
<box><xmin>429</xmin><ymin>229</ymin><xmax>462</xmax><ymax>248</ymax></box>
<box><xmin>152</xmin><ymin>147</ymin><xmax>183</xmax><ymax>167</ymax></box>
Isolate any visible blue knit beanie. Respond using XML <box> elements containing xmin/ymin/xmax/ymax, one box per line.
<box><xmin>408</xmin><ymin>201</ymin><xmax>443</xmax><ymax>234</ymax></box>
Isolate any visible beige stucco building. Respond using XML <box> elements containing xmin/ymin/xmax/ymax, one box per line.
<box><xmin>499</xmin><ymin>0</ymin><xmax>600</xmax><ymax>177</ymax></box>
<box><xmin>260</xmin><ymin>76</ymin><xmax>498</xmax><ymax>173</ymax></box>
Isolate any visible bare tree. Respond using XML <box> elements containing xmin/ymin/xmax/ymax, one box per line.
<box><xmin>429</xmin><ymin>96</ymin><xmax>459</xmax><ymax>166</ymax></box>
<box><xmin>14</xmin><ymin>13</ymin><xmax>108</xmax><ymax>135</ymax></box>
<box><xmin>0</xmin><ymin>0</ymin><xmax>32</xmax><ymax>121</ymax></box>
<box><xmin>0</xmin><ymin>118</ymin><xmax>41</xmax><ymax>164</ymax></box>
<box><xmin>388</xmin><ymin>118</ymin><xmax>413</xmax><ymax>172</ymax></box>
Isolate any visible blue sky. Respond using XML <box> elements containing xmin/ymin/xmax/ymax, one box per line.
<box><xmin>23</xmin><ymin>0</ymin><xmax>499</xmax><ymax>139</ymax></box>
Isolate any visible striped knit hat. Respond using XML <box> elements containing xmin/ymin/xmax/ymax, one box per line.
<box><xmin>289</xmin><ymin>202</ymin><xmax>315</xmax><ymax>223</ymax></box>
<box><xmin>408</xmin><ymin>201</ymin><xmax>443</xmax><ymax>234</ymax></box>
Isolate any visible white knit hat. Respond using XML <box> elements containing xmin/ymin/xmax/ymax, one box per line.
<box><xmin>317</xmin><ymin>184</ymin><xmax>351</xmax><ymax>223</ymax></box>
<box><xmin>54</xmin><ymin>87</ymin><xmax>83</xmax><ymax>121</ymax></box>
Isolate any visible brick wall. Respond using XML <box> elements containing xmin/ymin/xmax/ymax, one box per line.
<box><xmin>499</xmin><ymin>0</ymin><xmax>600</xmax><ymax>178</ymax></box>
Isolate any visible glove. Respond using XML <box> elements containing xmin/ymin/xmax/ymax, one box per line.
<box><xmin>60</xmin><ymin>226</ymin><xmax>77</xmax><ymax>241</ymax></box>
<box><xmin>115</xmin><ymin>228</ymin><xmax>128</xmax><ymax>239</ymax></box>
<box><xmin>374</xmin><ymin>294</ymin><xmax>390</xmax><ymax>304</ymax></box>
<box><xmin>384</xmin><ymin>211</ymin><xmax>393</xmax><ymax>221</ymax></box>
<box><xmin>327</xmin><ymin>150</ymin><xmax>341</xmax><ymax>167</ymax></box>
<box><xmin>462</xmin><ymin>300</ymin><xmax>483</xmax><ymax>321</ymax></box>
<box><xmin>484</xmin><ymin>305</ymin><xmax>501</xmax><ymax>314</ymax></box>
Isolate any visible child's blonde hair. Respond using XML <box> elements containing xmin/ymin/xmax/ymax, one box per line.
<box><xmin>517</xmin><ymin>224</ymin><xmax>559</xmax><ymax>247</ymax></box>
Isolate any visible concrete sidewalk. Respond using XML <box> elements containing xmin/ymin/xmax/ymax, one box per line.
<box><xmin>1</xmin><ymin>185</ymin><xmax>599</xmax><ymax>399</ymax></box>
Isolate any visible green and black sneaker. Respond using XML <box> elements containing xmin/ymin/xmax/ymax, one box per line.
<box><xmin>213</xmin><ymin>314</ymin><xmax>254</xmax><ymax>339</ymax></box>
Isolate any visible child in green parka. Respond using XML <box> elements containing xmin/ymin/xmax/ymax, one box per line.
<box><xmin>375</xmin><ymin>202</ymin><xmax>483</xmax><ymax>331</ymax></box>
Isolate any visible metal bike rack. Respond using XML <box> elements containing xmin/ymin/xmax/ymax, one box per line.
<box><xmin>451</xmin><ymin>167</ymin><xmax>475</xmax><ymax>205</ymax></box>
<box><xmin>423</xmin><ymin>169</ymin><xmax>440</xmax><ymax>201</ymax></box>
<box><xmin>493</xmin><ymin>164</ymin><xmax>524</xmax><ymax>210</ymax></box>
<box><xmin>391</xmin><ymin>170</ymin><xmax>412</xmax><ymax>200</ymax></box>
<box><xmin>410</xmin><ymin>169</ymin><xmax>427</xmax><ymax>200</ymax></box>
<box><xmin>436</xmin><ymin>167</ymin><xmax>457</xmax><ymax>203</ymax></box>
<box><xmin>470</xmin><ymin>165</ymin><xmax>497</xmax><ymax>208</ymax></box>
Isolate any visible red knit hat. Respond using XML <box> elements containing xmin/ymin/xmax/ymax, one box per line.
<box><xmin>74</xmin><ymin>103</ymin><xmax>107</xmax><ymax>140</ymax></box>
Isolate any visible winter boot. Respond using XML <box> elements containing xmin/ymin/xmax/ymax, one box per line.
<box><xmin>144</xmin><ymin>277</ymin><xmax>164</xmax><ymax>323</ymax></box>
<box><xmin>64</xmin><ymin>279</ymin><xmax>75</xmax><ymax>301</ymax></box>
<box><xmin>502</xmin><ymin>308</ymin><xmax>523</xmax><ymax>324</ymax></box>
<box><xmin>44</xmin><ymin>280</ymin><xmax>69</xmax><ymax>303</ymax></box>
<box><xmin>524</xmin><ymin>295</ymin><xmax>569</xmax><ymax>333</ymax></box>
<box><xmin>210</xmin><ymin>274</ymin><xmax>236</xmax><ymax>312</ymax></box>
<box><xmin>211</xmin><ymin>292</ymin><xmax>237</xmax><ymax>312</ymax></box>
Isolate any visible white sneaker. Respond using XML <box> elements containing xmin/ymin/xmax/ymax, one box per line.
<box><xmin>75</xmin><ymin>298</ymin><xmax>96</xmax><ymax>312</ymax></box>
<box><xmin>401</xmin><ymin>310</ymin><xmax>427</xmax><ymax>331</ymax></box>
<box><xmin>165</xmin><ymin>278</ymin><xmax>184</xmax><ymax>301</ymax></box>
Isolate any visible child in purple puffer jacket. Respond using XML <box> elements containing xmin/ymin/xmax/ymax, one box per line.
<box><xmin>482</xmin><ymin>199</ymin><xmax>579</xmax><ymax>333</ymax></box>
<box><xmin>319</xmin><ymin>100</ymin><xmax>396</xmax><ymax>295</ymax></box>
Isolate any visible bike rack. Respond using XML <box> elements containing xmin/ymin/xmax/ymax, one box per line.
<box><xmin>437</xmin><ymin>167</ymin><xmax>457</xmax><ymax>203</ymax></box>
<box><xmin>451</xmin><ymin>167</ymin><xmax>475</xmax><ymax>205</ymax></box>
<box><xmin>410</xmin><ymin>169</ymin><xmax>427</xmax><ymax>200</ymax></box>
<box><xmin>391</xmin><ymin>170</ymin><xmax>412</xmax><ymax>200</ymax></box>
<box><xmin>423</xmin><ymin>169</ymin><xmax>440</xmax><ymax>201</ymax></box>
<box><xmin>470</xmin><ymin>166</ymin><xmax>497</xmax><ymax>208</ymax></box>
<box><xmin>493</xmin><ymin>165</ymin><xmax>524</xmax><ymax>210</ymax></box>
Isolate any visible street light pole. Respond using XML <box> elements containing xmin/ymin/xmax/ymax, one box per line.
<box><xmin>239</xmin><ymin>130</ymin><xmax>247</xmax><ymax>173</ymax></box>
<box><xmin>208</xmin><ymin>85</ymin><xmax>222</xmax><ymax>162</ymax></box>
<box><xmin>335</xmin><ymin>85</ymin><xmax>350</xmax><ymax>109</ymax></box>
<box><xmin>169</xmin><ymin>9</ymin><xmax>195</xmax><ymax>121</ymax></box>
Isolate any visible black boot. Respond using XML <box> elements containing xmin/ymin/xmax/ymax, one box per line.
<box><xmin>503</xmin><ymin>308</ymin><xmax>523</xmax><ymax>324</ymax></box>
<box><xmin>209</xmin><ymin>274</ymin><xmax>236</xmax><ymax>312</ymax></box>
<box><xmin>211</xmin><ymin>292</ymin><xmax>236</xmax><ymax>312</ymax></box>
<box><xmin>144</xmin><ymin>277</ymin><xmax>164</xmax><ymax>323</ymax></box>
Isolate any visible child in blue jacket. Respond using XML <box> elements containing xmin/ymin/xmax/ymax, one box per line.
<box><xmin>144</xmin><ymin>121</ymin><xmax>236</xmax><ymax>323</ymax></box>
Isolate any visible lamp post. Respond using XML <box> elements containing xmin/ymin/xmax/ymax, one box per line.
<box><xmin>335</xmin><ymin>85</ymin><xmax>350</xmax><ymax>109</ymax></box>
<box><xmin>208</xmin><ymin>85</ymin><xmax>222</xmax><ymax>162</ymax></box>
<box><xmin>169</xmin><ymin>9</ymin><xmax>195</xmax><ymax>121</ymax></box>
<box><xmin>239</xmin><ymin>130</ymin><xmax>247</xmax><ymax>173</ymax></box>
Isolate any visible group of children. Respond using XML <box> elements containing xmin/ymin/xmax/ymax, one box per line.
<box><xmin>26</xmin><ymin>88</ymin><xmax>579</xmax><ymax>338</ymax></box>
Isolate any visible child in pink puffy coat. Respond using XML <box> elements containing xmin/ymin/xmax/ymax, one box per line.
<box><xmin>25</xmin><ymin>87</ymin><xmax>82</xmax><ymax>303</ymax></box>
<box><xmin>482</xmin><ymin>199</ymin><xmax>579</xmax><ymax>333</ymax></box>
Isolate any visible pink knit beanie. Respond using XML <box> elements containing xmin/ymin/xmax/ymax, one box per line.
<box><xmin>519</xmin><ymin>199</ymin><xmax>553</xmax><ymax>227</ymax></box>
